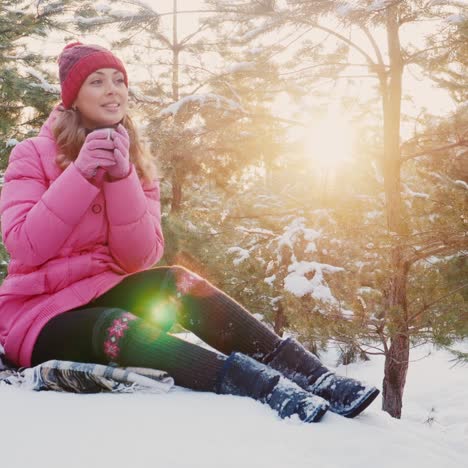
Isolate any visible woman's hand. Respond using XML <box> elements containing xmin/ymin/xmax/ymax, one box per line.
<box><xmin>106</xmin><ymin>124</ymin><xmax>131</xmax><ymax>180</ymax></box>
<box><xmin>74</xmin><ymin>129</ymin><xmax>116</xmax><ymax>179</ymax></box>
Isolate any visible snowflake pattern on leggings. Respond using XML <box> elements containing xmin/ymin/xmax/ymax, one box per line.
<box><xmin>174</xmin><ymin>268</ymin><xmax>214</xmax><ymax>298</ymax></box>
<box><xmin>103</xmin><ymin>312</ymin><xmax>137</xmax><ymax>361</ymax></box>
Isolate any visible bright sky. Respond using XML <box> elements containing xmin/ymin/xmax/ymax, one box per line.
<box><xmin>25</xmin><ymin>0</ymin><xmax>458</xmax><ymax>172</ymax></box>
<box><xmin>30</xmin><ymin>0</ymin><xmax>455</xmax><ymax>117</ymax></box>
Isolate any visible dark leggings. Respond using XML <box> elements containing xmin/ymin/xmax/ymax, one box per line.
<box><xmin>31</xmin><ymin>266</ymin><xmax>281</xmax><ymax>391</ymax></box>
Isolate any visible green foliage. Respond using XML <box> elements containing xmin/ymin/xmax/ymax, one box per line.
<box><xmin>0</xmin><ymin>0</ymin><xmax>63</xmax><ymax>166</ymax></box>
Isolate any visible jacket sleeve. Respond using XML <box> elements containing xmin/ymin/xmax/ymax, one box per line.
<box><xmin>0</xmin><ymin>140</ymin><xmax>100</xmax><ymax>266</ymax></box>
<box><xmin>102</xmin><ymin>165</ymin><xmax>165</xmax><ymax>273</ymax></box>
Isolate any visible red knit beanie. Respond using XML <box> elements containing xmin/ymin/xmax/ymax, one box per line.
<box><xmin>58</xmin><ymin>42</ymin><xmax>128</xmax><ymax>109</ymax></box>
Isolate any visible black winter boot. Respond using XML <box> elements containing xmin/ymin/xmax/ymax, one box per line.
<box><xmin>216</xmin><ymin>352</ymin><xmax>329</xmax><ymax>423</ymax></box>
<box><xmin>264</xmin><ymin>338</ymin><xmax>380</xmax><ymax>418</ymax></box>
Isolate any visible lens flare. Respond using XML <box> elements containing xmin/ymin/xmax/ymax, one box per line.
<box><xmin>131</xmin><ymin>291</ymin><xmax>182</xmax><ymax>332</ymax></box>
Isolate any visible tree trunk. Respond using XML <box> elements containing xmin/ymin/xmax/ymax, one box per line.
<box><xmin>171</xmin><ymin>175</ymin><xmax>182</xmax><ymax>212</ymax></box>
<box><xmin>172</xmin><ymin>0</ymin><xmax>179</xmax><ymax>102</ymax></box>
<box><xmin>170</xmin><ymin>0</ymin><xmax>182</xmax><ymax>213</ymax></box>
<box><xmin>381</xmin><ymin>5</ymin><xmax>410</xmax><ymax>418</ymax></box>
<box><xmin>382</xmin><ymin>250</ymin><xmax>409</xmax><ymax>418</ymax></box>
<box><xmin>273</xmin><ymin>302</ymin><xmax>287</xmax><ymax>336</ymax></box>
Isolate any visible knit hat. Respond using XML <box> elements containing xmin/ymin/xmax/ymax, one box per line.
<box><xmin>58</xmin><ymin>42</ymin><xmax>128</xmax><ymax>109</ymax></box>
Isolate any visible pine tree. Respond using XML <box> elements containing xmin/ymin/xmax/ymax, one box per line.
<box><xmin>206</xmin><ymin>0</ymin><xmax>468</xmax><ymax>418</ymax></box>
<box><xmin>0</xmin><ymin>0</ymin><xmax>68</xmax><ymax>165</ymax></box>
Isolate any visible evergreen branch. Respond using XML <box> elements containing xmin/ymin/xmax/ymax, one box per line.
<box><xmin>447</xmin><ymin>348</ymin><xmax>468</xmax><ymax>368</ymax></box>
<box><xmin>291</xmin><ymin>19</ymin><xmax>377</xmax><ymax>67</ymax></box>
<box><xmin>360</xmin><ymin>24</ymin><xmax>386</xmax><ymax>70</ymax></box>
<box><xmin>408</xmin><ymin>282</ymin><xmax>468</xmax><ymax>324</ymax></box>
<box><xmin>407</xmin><ymin>234</ymin><xmax>467</xmax><ymax>264</ymax></box>
<box><xmin>279</xmin><ymin>62</ymin><xmax>375</xmax><ymax>76</ymax></box>
<box><xmin>180</xmin><ymin>23</ymin><xmax>209</xmax><ymax>46</ymax></box>
<box><xmin>401</xmin><ymin>138</ymin><xmax>468</xmax><ymax>162</ymax></box>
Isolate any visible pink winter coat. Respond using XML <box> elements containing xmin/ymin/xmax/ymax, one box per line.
<box><xmin>0</xmin><ymin>109</ymin><xmax>164</xmax><ymax>367</ymax></box>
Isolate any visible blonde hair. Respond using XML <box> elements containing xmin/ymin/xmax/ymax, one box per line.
<box><xmin>52</xmin><ymin>105</ymin><xmax>156</xmax><ymax>183</ymax></box>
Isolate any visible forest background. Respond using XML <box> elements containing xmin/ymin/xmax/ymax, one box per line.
<box><xmin>0</xmin><ymin>0</ymin><xmax>466</xmax><ymax>420</ymax></box>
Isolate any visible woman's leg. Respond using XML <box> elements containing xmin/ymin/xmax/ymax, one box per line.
<box><xmin>31</xmin><ymin>307</ymin><xmax>329</xmax><ymax>422</ymax></box>
<box><xmin>89</xmin><ymin>266</ymin><xmax>282</xmax><ymax>359</ymax></box>
<box><xmin>88</xmin><ymin>266</ymin><xmax>378</xmax><ymax>417</ymax></box>
<box><xmin>31</xmin><ymin>307</ymin><xmax>225</xmax><ymax>392</ymax></box>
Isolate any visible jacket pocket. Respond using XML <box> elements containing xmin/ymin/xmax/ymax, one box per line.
<box><xmin>43</xmin><ymin>252</ymin><xmax>111</xmax><ymax>293</ymax></box>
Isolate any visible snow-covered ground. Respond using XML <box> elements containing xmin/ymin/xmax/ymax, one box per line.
<box><xmin>1</xmin><ymin>340</ymin><xmax>466</xmax><ymax>468</ymax></box>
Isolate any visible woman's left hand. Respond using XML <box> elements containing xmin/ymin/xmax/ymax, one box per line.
<box><xmin>106</xmin><ymin>124</ymin><xmax>131</xmax><ymax>180</ymax></box>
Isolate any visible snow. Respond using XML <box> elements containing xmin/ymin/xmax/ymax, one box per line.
<box><xmin>1</xmin><ymin>342</ymin><xmax>466</xmax><ymax>468</ymax></box>
<box><xmin>247</xmin><ymin>47</ymin><xmax>264</xmax><ymax>55</ymax></box>
<box><xmin>236</xmin><ymin>226</ymin><xmax>274</xmax><ymax>237</ymax></box>
<box><xmin>336</xmin><ymin>3</ymin><xmax>355</xmax><ymax>17</ymax></box>
<box><xmin>403</xmin><ymin>183</ymin><xmax>430</xmax><ymax>199</ymax></box>
<box><xmin>454</xmin><ymin>179</ymin><xmax>468</xmax><ymax>190</ymax></box>
<box><xmin>284</xmin><ymin>260</ymin><xmax>344</xmax><ymax>305</ymax></box>
<box><xmin>95</xmin><ymin>3</ymin><xmax>111</xmax><ymax>13</ymax></box>
<box><xmin>265</xmin><ymin>274</ymin><xmax>276</xmax><ymax>285</ymax></box>
<box><xmin>227</xmin><ymin>246</ymin><xmax>250</xmax><ymax>265</ymax></box>
<box><xmin>5</xmin><ymin>138</ymin><xmax>19</xmax><ymax>148</ymax></box>
<box><xmin>278</xmin><ymin>217</ymin><xmax>321</xmax><ymax>252</ymax></box>
<box><xmin>67</xmin><ymin>15</ymin><xmax>112</xmax><ymax>25</ymax></box>
<box><xmin>445</xmin><ymin>14</ymin><xmax>465</xmax><ymax>23</ymax></box>
<box><xmin>225</xmin><ymin>61</ymin><xmax>256</xmax><ymax>73</ymax></box>
<box><xmin>110</xmin><ymin>10</ymin><xmax>137</xmax><ymax>19</ymax></box>
<box><xmin>160</xmin><ymin>93</ymin><xmax>242</xmax><ymax>117</ymax></box>
<box><xmin>23</xmin><ymin>68</ymin><xmax>60</xmax><ymax>94</ymax></box>
<box><xmin>367</xmin><ymin>0</ymin><xmax>392</xmax><ymax>11</ymax></box>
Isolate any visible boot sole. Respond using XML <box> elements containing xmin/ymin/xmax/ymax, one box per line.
<box><xmin>336</xmin><ymin>387</ymin><xmax>380</xmax><ymax>418</ymax></box>
<box><xmin>306</xmin><ymin>404</ymin><xmax>329</xmax><ymax>423</ymax></box>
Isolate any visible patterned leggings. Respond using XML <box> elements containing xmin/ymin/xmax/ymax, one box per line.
<box><xmin>31</xmin><ymin>266</ymin><xmax>281</xmax><ymax>391</ymax></box>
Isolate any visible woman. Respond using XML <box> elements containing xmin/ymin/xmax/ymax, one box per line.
<box><xmin>0</xmin><ymin>42</ymin><xmax>379</xmax><ymax>423</ymax></box>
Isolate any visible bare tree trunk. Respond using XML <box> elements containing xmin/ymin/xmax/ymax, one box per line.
<box><xmin>381</xmin><ymin>5</ymin><xmax>410</xmax><ymax>419</ymax></box>
<box><xmin>172</xmin><ymin>0</ymin><xmax>179</xmax><ymax>102</ymax></box>
<box><xmin>171</xmin><ymin>175</ymin><xmax>182</xmax><ymax>212</ymax></box>
<box><xmin>273</xmin><ymin>302</ymin><xmax>287</xmax><ymax>336</ymax></box>
<box><xmin>382</xmin><ymin>252</ymin><xmax>409</xmax><ymax>418</ymax></box>
<box><xmin>170</xmin><ymin>0</ymin><xmax>183</xmax><ymax>211</ymax></box>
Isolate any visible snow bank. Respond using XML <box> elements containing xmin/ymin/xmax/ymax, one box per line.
<box><xmin>0</xmin><ymin>343</ymin><xmax>466</xmax><ymax>468</ymax></box>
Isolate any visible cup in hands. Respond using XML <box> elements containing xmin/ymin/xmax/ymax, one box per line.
<box><xmin>74</xmin><ymin>124</ymin><xmax>131</xmax><ymax>180</ymax></box>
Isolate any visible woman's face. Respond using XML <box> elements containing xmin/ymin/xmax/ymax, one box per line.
<box><xmin>73</xmin><ymin>68</ymin><xmax>128</xmax><ymax>129</ymax></box>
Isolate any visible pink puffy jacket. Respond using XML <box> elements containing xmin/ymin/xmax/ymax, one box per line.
<box><xmin>0</xmin><ymin>109</ymin><xmax>164</xmax><ymax>367</ymax></box>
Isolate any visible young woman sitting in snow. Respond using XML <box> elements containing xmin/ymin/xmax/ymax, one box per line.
<box><xmin>0</xmin><ymin>42</ymin><xmax>379</xmax><ymax>422</ymax></box>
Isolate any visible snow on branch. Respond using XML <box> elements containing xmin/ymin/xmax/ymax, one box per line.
<box><xmin>159</xmin><ymin>93</ymin><xmax>242</xmax><ymax>117</ymax></box>
<box><xmin>403</xmin><ymin>183</ymin><xmax>430</xmax><ymax>199</ymax></box>
<box><xmin>454</xmin><ymin>180</ymin><xmax>468</xmax><ymax>190</ymax></box>
<box><xmin>225</xmin><ymin>62</ymin><xmax>257</xmax><ymax>73</ymax></box>
<box><xmin>277</xmin><ymin>217</ymin><xmax>321</xmax><ymax>254</ymax></box>
<box><xmin>284</xmin><ymin>260</ymin><xmax>344</xmax><ymax>307</ymax></box>
<box><xmin>227</xmin><ymin>246</ymin><xmax>251</xmax><ymax>265</ymax></box>
<box><xmin>129</xmin><ymin>87</ymin><xmax>164</xmax><ymax>104</ymax></box>
<box><xmin>124</xmin><ymin>0</ymin><xmax>156</xmax><ymax>11</ymax></box>
<box><xmin>4</xmin><ymin>6</ymin><xmax>27</xmax><ymax>15</ymax></box>
<box><xmin>23</xmin><ymin>67</ymin><xmax>60</xmax><ymax>94</ymax></box>
<box><xmin>65</xmin><ymin>15</ymin><xmax>114</xmax><ymax>25</ymax></box>
<box><xmin>237</xmin><ymin>18</ymin><xmax>282</xmax><ymax>43</ymax></box>
<box><xmin>367</xmin><ymin>0</ymin><xmax>394</xmax><ymax>11</ymax></box>
<box><xmin>428</xmin><ymin>0</ymin><xmax>468</xmax><ymax>7</ymax></box>
<box><xmin>236</xmin><ymin>226</ymin><xmax>275</xmax><ymax>237</ymax></box>
<box><xmin>445</xmin><ymin>14</ymin><xmax>466</xmax><ymax>23</ymax></box>
<box><xmin>5</xmin><ymin>139</ymin><xmax>19</xmax><ymax>148</ymax></box>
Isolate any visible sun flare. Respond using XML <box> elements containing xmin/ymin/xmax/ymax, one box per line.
<box><xmin>303</xmin><ymin>111</ymin><xmax>354</xmax><ymax>173</ymax></box>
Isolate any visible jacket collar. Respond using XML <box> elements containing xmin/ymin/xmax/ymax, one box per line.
<box><xmin>38</xmin><ymin>105</ymin><xmax>62</xmax><ymax>140</ymax></box>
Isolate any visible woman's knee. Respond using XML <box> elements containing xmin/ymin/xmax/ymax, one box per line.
<box><xmin>168</xmin><ymin>265</ymin><xmax>214</xmax><ymax>297</ymax></box>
